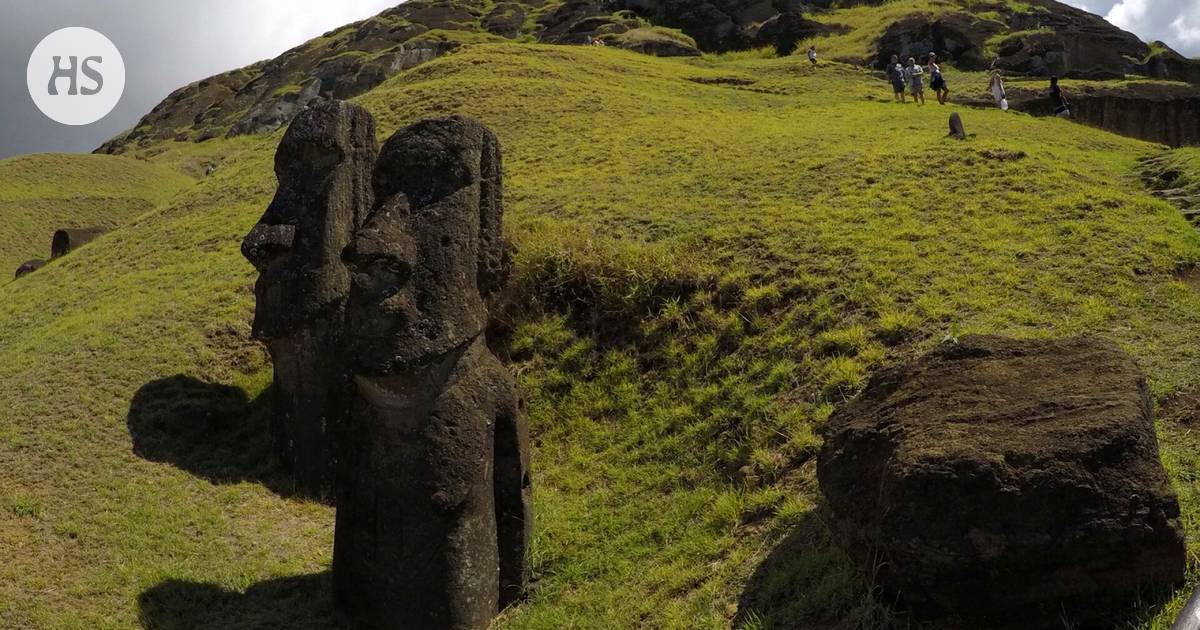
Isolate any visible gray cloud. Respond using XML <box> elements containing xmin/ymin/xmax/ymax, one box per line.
<box><xmin>1061</xmin><ymin>0</ymin><xmax>1200</xmax><ymax>57</ymax></box>
<box><xmin>0</xmin><ymin>1</ymin><xmax>400</xmax><ymax>159</ymax></box>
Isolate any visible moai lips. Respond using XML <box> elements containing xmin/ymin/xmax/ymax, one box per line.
<box><xmin>241</xmin><ymin>99</ymin><xmax>378</xmax><ymax>498</ymax></box>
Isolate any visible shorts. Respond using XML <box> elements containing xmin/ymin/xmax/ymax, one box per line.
<box><xmin>930</xmin><ymin>74</ymin><xmax>947</xmax><ymax>91</ymax></box>
<box><xmin>891</xmin><ymin>79</ymin><xmax>906</xmax><ymax>94</ymax></box>
<box><xmin>911</xmin><ymin>79</ymin><xmax>924</xmax><ymax>94</ymax></box>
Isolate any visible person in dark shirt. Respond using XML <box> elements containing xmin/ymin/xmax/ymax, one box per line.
<box><xmin>1050</xmin><ymin>76</ymin><xmax>1071</xmax><ymax>118</ymax></box>
<box><xmin>889</xmin><ymin>54</ymin><xmax>907</xmax><ymax>103</ymax></box>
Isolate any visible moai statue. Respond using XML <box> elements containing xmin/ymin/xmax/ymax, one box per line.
<box><xmin>334</xmin><ymin>116</ymin><xmax>532</xmax><ymax>629</ymax></box>
<box><xmin>240</xmin><ymin>100</ymin><xmax>378</xmax><ymax>498</ymax></box>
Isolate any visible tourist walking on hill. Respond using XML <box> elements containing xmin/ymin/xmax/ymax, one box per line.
<box><xmin>927</xmin><ymin>53</ymin><xmax>949</xmax><ymax>105</ymax></box>
<box><xmin>890</xmin><ymin>54</ymin><xmax>907</xmax><ymax>102</ymax></box>
<box><xmin>1049</xmin><ymin>76</ymin><xmax>1071</xmax><ymax>118</ymax></box>
<box><xmin>989</xmin><ymin>69</ymin><xmax>1008</xmax><ymax>110</ymax></box>
<box><xmin>905</xmin><ymin>57</ymin><xmax>925</xmax><ymax>105</ymax></box>
<box><xmin>808</xmin><ymin>46</ymin><xmax>818</xmax><ymax>67</ymax></box>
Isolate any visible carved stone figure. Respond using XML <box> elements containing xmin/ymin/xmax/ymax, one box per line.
<box><xmin>14</xmin><ymin>259</ymin><xmax>45</xmax><ymax>279</ymax></box>
<box><xmin>333</xmin><ymin>116</ymin><xmax>531</xmax><ymax>629</ymax></box>
<box><xmin>241</xmin><ymin>99</ymin><xmax>378</xmax><ymax>497</ymax></box>
<box><xmin>51</xmin><ymin>228</ymin><xmax>106</xmax><ymax>258</ymax></box>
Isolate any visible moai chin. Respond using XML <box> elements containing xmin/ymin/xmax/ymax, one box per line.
<box><xmin>240</xmin><ymin>99</ymin><xmax>378</xmax><ymax>498</ymax></box>
<box><xmin>334</xmin><ymin>115</ymin><xmax>532</xmax><ymax>629</ymax></box>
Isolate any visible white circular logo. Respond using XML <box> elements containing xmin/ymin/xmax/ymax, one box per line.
<box><xmin>27</xmin><ymin>27</ymin><xmax>125</xmax><ymax>126</ymax></box>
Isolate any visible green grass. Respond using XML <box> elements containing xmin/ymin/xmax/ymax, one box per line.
<box><xmin>0</xmin><ymin>154</ymin><xmax>194</xmax><ymax>275</ymax></box>
<box><xmin>4</xmin><ymin>41</ymin><xmax>1200</xmax><ymax>629</ymax></box>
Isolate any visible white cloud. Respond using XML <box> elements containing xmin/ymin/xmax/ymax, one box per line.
<box><xmin>1060</xmin><ymin>0</ymin><xmax>1200</xmax><ymax>57</ymax></box>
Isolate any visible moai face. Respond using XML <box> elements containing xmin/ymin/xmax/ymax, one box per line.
<box><xmin>343</xmin><ymin>116</ymin><xmax>504</xmax><ymax>375</ymax></box>
<box><xmin>241</xmin><ymin>100</ymin><xmax>378</xmax><ymax>342</ymax></box>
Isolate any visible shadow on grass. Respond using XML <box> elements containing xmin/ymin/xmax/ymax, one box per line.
<box><xmin>735</xmin><ymin>510</ymin><xmax>894</xmax><ymax>630</ymax></box>
<box><xmin>126</xmin><ymin>374</ymin><xmax>326</xmax><ymax>503</ymax></box>
<box><xmin>139</xmin><ymin>571</ymin><xmax>344</xmax><ymax>630</ymax></box>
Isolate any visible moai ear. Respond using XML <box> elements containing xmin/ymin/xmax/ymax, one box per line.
<box><xmin>476</xmin><ymin>127</ymin><xmax>509</xmax><ymax>300</ymax></box>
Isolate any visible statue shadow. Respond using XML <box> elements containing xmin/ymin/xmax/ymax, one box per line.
<box><xmin>126</xmin><ymin>374</ymin><xmax>326</xmax><ymax>503</ymax></box>
<box><xmin>138</xmin><ymin>571</ymin><xmax>344</xmax><ymax>630</ymax></box>
<box><xmin>734</xmin><ymin>510</ymin><xmax>892</xmax><ymax>630</ymax></box>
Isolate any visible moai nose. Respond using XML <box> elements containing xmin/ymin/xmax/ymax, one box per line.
<box><xmin>241</xmin><ymin>223</ymin><xmax>297</xmax><ymax>271</ymax></box>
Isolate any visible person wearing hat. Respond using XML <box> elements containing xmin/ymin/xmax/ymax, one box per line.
<box><xmin>927</xmin><ymin>52</ymin><xmax>949</xmax><ymax>105</ymax></box>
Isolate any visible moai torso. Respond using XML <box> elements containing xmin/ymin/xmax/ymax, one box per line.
<box><xmin>241</xmin><ymin>100</ymin><xmax>378</xmax><ymax>498</ymax></box>
<box><xmin>334</xmin><ymin>116</ymin><xmax>531</xmax><ymax>629</ymax></box>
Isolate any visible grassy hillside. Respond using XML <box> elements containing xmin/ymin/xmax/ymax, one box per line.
<box><xmin>4</xmin><ymin>42</ymin><xmax>1200</xmax><ymax>629</ymax></box>
<box><xmin>0</xmin><ymin>154</ymin><xmax>194</xmax><ymax>277</ymax></box>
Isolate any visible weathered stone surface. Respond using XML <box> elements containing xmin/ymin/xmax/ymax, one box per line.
<box><xmin>752</xmin><ymin>11</ymin><xmax>836</xmax><ymax>57</ymax></box>
<box><xmin>241</xmin><ymin>100</ymin><xmax>378</xmax><ymax>498</ymax></box>
<box><xmin>874</xmin><ymin>13</ymin><xmax>1002</xmax><ymax>71</ymax></box>
<box><xmin>228</xmin><ymin>79</ymin><xmax>323</xmax><ymax>137</ymax></box>
<box><xmin>334</xmin><ymin>116</ymin><xmax>531</xmax><ymax>628</ymax></box>
<box><xmin>818</xmin><ymin>335</ymin><xmax>1186</xmax><ymax>627</ymax></box>
<box><xmin>14</xmin><ymin>259</ymin><xmax>45</xmax><ymax>279</ymax></box>
<box><xmin>948</xmin><ymin>112</ymin><xmax>966</xmax><ymax>139</ymax></box>
<box><xmin>50</xmin><ymin>227</ymin><xmax>106</xmax><ymax>259</ymax></box>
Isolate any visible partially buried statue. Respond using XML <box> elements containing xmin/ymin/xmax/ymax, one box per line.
<box><xmin>333</xmin><ymin>115</ymin><xmax>532</xmax><ymax>629</ymax></box>
<box><xmin>241</xmin><ymin>99</ymin><xmax>378</xmax><ymax>497</ymax></box>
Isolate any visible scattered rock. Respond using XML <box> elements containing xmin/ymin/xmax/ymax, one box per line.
<box><xmin>334</xmin><ymin>116</ymin><xmax>531</xmax><ymax>627</ymax></box>
<box><xmin>948</xmin><ymin>112</ymin><xmax>966</xmax><ymax>139</ymax></box>
<box><xmin>818</xmin><ymin>335</ymin><xmax>1186</xmax><ymax>627</ymax></box>
<box><xmin>14</xmin><ymin>260</ymin><xmax>45</xmax><ymax>279</ymax></box>
<box><xmin>50</xmin><ymin>228</ymin><xmax>106</xmax><ymax>259</ymax></box>
<box><xmin>240</xmin><ymin>100</ymin><xmax>379</xmax><ymax>498</ymax></box>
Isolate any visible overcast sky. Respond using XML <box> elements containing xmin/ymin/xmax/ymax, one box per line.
<box><xmin>0</xmin><ymin>0</ymin><xmax>1196</xmax><ymax>159</ymax></box>
<box><xmin>0</xmin><ymin>1</ymin><xmax>399</xmax><ymax>159</ymax></box>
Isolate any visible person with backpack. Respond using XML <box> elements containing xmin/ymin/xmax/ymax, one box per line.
<box><xmin>904</xmin><ymin>57</ymin><xmax>925</xmax><ymax>105</ymax></box>
<box><xmin>927</xmin><ymin>52</ymin><xmax>949</xmax><ymax>105</ymax></box>
<box><xmin>808</xmin><ymin>46</ymin><xmax>818</xmax><ymax>67</ymax></box>
<box><xmin>890</xmin><ymin>54</ymin><xmax>907</xmax><ymax>103</ymax></box>
<box><xmin>1050</xmin><ymin>76</ymin><xmax>1070</xmax><ymax>118</ymax></box>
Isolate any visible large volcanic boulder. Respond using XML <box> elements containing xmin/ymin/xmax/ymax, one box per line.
<box><xmin>818</xmin><ymin>335</ymin><xmax>1185</xmax><ymax>627</ymax></box>
<box><xmin>874</xmin><ymin>13</ymin><xmax>1003</xmax><ymax>71</ymax></box>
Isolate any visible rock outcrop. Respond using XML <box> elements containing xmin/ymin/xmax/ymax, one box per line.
<box><xmin>14</xmin><ymin>260</ymin><xmax>45</xmax><ymax>279</ymax></box>
<box><xmin>989</xmin><ymin>81</ymin><xmax>1200</xmax><ymax>148</ymax></box>
<box><xmin>240</xmin><ymin>100</ymin><xmax>378</xmax><ymax>498</ymax></box>
<box><xmin>333</xmin><ymin>116</ymin><xmax>531</xmax><ymax>628</ymax></box>
<box><xmin>874</xmin><ymin>12</ymin><xmax>1002</xmax><ymax>71</ymax></box>
<box><xmin>50</xmin><ymin>228</ymin><xmax>106</xmax><ymax>259</ymax></box>
<box><xmin>818</xmin><ymin>335</ymin><xmax>1186</xmax><ymax>627</ymax></box>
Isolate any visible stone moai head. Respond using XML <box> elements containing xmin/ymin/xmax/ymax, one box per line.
<box><xmin>241</xmin><ymin>100</ymin><xmax>378</xmax><ymax>342</ymax></box>
<box><xmin>342</xmin><ymin>115</ymin><xmax>505</xmax><ymax>375</ymax></box>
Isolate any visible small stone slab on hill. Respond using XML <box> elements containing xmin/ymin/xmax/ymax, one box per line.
<box><xmin>817</xmin><ymin>335</ymin><xmax>1186</xmax><ymax>627</ymax></box>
